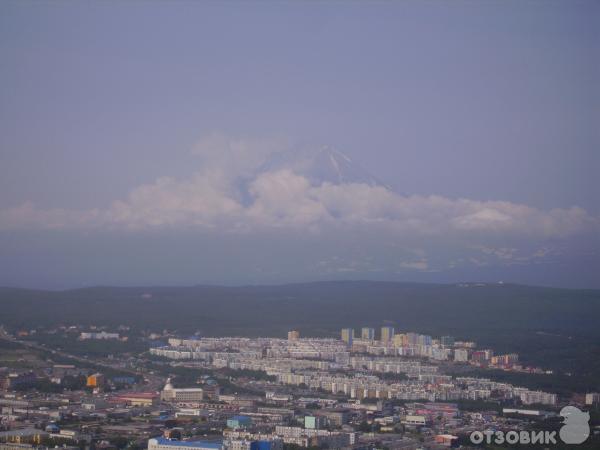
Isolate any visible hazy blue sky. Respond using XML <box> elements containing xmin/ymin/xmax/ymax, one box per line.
<box><xmin>1</xmin><ymin>1</ymin><xmax>598</xmax><ymax>288</ymax></box>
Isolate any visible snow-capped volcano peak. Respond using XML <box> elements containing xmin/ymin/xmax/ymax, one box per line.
<box><xmin>258</xmin><ymin>145</ymin><xmax>390</xmax><ymax>188</ymax></box>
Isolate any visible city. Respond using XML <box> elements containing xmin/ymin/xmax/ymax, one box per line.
<box><xmin>1</xmin><ymin>0</ymin><xmax>598</xmax><ymax>449</ymax></box>
<box><xmin>1</xmin><ymin>323</ymin><xmax>599</xmax><ymax>450</ymax></box>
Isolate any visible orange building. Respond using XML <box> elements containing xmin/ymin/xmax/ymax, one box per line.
<box><xmin>435</xmin><ymin>434</ymin><xmax>458</xmax><ymax>447</ymax></box>
<box><xmin>86</xmin><ymin>373</ymin><xmax>105</xmax><ymax>388</ymax></box>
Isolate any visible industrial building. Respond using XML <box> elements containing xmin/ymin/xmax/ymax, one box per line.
<box><xmin>148</xmin><ymin>438</ymin><xmax>222</xmax><ymax>450</ymax></box>
<box><xmin>160</xmin><ymin>378</ymin><xmax>204</xmax><ymax>403</ymax></box>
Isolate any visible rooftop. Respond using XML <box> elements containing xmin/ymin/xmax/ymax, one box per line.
<box><xmin>151</xmin><ymin>438</ymin><xmax>222</xmax><ymax>449</ymax></box>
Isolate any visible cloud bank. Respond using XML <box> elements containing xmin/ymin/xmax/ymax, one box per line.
<box><xmin>0</xmin><ymin>133</ymin><xmax>597</xmax><ymax>280</ymax></box>
<box><xmin>1</xmin><ymin>143</ymin><xmax>595</xmax><ymax>234</ymax></box>
<box><xmin>1</xmin><ymin>171</ymin><xmax>593</xmax><ymax>237</ymax></box>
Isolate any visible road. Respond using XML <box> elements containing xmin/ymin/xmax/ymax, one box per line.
<box><xmin>0</xmin><ymin>329</ymin><xmax>164</xmax><ymax>391</ymax></box>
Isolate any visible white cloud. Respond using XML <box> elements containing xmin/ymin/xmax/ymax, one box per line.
<box><xmin>0</xmin><ymin>133</ymin><xmax>597</xmax><ymax>246</ymax></box>
<box><xmin>471</xmin><ymin>245</ymin><xmax>565</xmax><ymax>266</ymax></box>
<box><xmin>0</xmin><ymin>201</ymin><xmax>104</xmax><ymax>230</ymax></box>
<box><xmin>399</xmin><ymin>260</ymin><xmax>429</xmax><ymax>271</ymax></box>
<box><xmin>105</xmin><ymin>172</ymin><xmax>243</xmax><ymax>229</ymax></box>
<box><xmin>190</xmin><ymin>131</ymin><xmax>289</xmax><ymax>180</ymax></box>
<box><xmin>246</xmin><ymin>170</ymin><xmax>330</xmax><ymax>228</ymax></box>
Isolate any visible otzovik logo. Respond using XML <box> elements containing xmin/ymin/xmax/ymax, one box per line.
<box><xmin>559</xmin><ymin>406</ymin><xmax>590</xmax><ymax>444</ymax></box>
<box><xmin>470</xmin><ymin>405</ymin><xmax>590</xmax><ymax>446</ymax></box>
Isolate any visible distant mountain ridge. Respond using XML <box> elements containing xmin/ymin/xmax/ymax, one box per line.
<box><xmin>2</xmin><ymin>279</ymin><xmax>595</xmax><ymax>292</ymax></box>
<box><xmin>1</xmin><ymin>281</ymin><xmax>598</xmax><ymax>341</ymax></box>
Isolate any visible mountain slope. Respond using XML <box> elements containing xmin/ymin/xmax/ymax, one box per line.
<box><xmin>1</xmin><ymin>281</ymin><xmax>598</xmax><ymax>342</ymax></box>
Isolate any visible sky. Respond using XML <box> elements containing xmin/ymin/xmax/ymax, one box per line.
<box><xmin>0</xmin><ymin>0</ymin><xmax>598</xmax><ymax>289</ymax></box>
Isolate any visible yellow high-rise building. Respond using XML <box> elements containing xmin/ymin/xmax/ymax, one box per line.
<box><xmin>393</xmin><ymin>333</ymin><xmax>407</xmax><ymax>347</ymax></box>
<box><xmin>341</xmin><ymin>328</ymin><xmax>354</xmax><ymax>345</ymax></box>
<box><xmin>381</xmin><ymin>326</ymin><xmax>394</xmax><ymax>343</ymax></box>
<box><xmin>361</xmin><ymin>327</ymin><xmax>375</xmax><ymax>340</ymax></box>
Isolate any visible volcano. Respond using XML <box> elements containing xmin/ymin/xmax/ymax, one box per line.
<box><xmin>257</xmin><ymin>145</ymin><xmax>391</xmax><ymax>188</ymax></box>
